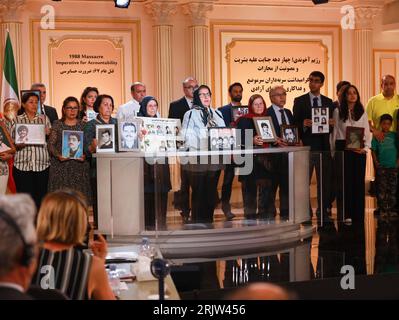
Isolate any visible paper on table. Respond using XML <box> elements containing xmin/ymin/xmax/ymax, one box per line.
<box><xmin>131</xmin><ymin>256</ymin><xmax>156</xmax><ymax>281</ymax></box>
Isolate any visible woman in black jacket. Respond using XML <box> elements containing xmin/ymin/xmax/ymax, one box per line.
<box><xmin>138</xmin><ymin>96</ymin><xmax>172</xmax><ymax>229</ymax></box>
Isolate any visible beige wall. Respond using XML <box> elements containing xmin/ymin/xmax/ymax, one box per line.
<box><xmin>1</xmin><ymin>0</ymin><xmax>399</xmax><ymax>113</ymax></box>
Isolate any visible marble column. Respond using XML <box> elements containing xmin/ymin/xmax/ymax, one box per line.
<box><xmin>0</xmin><ymin>0</ymin><xmax>25</xmax><ymax>91</ymax></box>
<box><xmin>145</xmin><ymin>0</ymin><xmax>177</xmax><ymax>117</ymax></box>
<box><xmin>354</xmin><ymin>5</ymin><xmax>381</xmax><ymax>103</ymax></box>
<box><xmin>182</xmin><ymin>1</ymin><xmax>214</xmax><ymax>86</ymax></box>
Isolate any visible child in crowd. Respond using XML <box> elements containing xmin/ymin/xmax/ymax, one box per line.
<box><xmin>371</xmin><ymin>114</ymin><xmax>399</xmax><ymax>218</ymax></box>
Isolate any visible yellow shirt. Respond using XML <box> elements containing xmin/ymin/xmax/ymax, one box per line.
<box><xmin>366</xmin><ymin>93</ymin><xmax>399</xmax><ymax>131</ymax></box>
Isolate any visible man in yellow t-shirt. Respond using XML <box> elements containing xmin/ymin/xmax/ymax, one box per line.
<box><xmin>367</xmin><ymin>75</ymin><xmax>399</xmax><ymax>140</ymax></box>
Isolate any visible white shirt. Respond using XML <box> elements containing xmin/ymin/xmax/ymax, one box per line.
<box><xmin>309</xmin><ymin>92</ymin><xmax>322</xmax><ymax>107</ymax></box>
<box><xmin>185</xmin><ymin>96</ymin><xmax>193</xmax><ymax>109</ymax></box>
<box><xmin>0</xmin><ymin>282</ymin><xmax>24</xmax><ymax>293</ymax></box>
<box><xmin>272</xmin><ymin>104</ymin><xmax>291</xmax><ymax>126</ymax></box>
<box><xmin>332</xmin><ymin>108</ymin><xmax>371</xmax><ymax>151</ymax></box>
<box><xmin>117</xmin><ymin>98</ymin><xmax>140</xmax><ymax>121</ymax></box>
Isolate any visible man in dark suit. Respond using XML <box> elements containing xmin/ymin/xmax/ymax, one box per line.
<box><xmin>0</xmin><ymin>195</ymin><xmax>38</xmax><ymax>300</ymax></box>
<box><xmin>293</xmin><ymin>71</ymin><xmax>335</xmax><ymax>225</ymax></box>
<box><xmin>266</xmin><ymin>85</ymin><xmax>296</xmax><ymax>220</ymax></box>
<box><xmin>168</xmin><ymin>77</ymin><xmax>198</xmax><ymax>222</ymax></box>
<box><xmin>31</xmin><ymin>83</ymin><xmax>59</xmax><ymax>124</ymax></box>
<box><xmin>217</xmin><ymin>82</ymin><xmax>244</xmax><ymax>220</ymax></box>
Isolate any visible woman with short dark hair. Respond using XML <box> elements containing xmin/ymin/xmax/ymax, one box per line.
<box><xmin>47</xmin><ymin>96</ymin><xmax>91</xmax><ymax>203</ymax></box>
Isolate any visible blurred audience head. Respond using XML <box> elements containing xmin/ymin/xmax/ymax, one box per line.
<box><xmin>225</xmin><ymin>282</ymin><xmax>295</xmax><ymax>300</ymax></box>
<box><xmin>37</xmin><ymin>190</ymin><xmax>89</xmax><ymax>246</ymax></box>
<box><xmin>0</xmin><ymin>194</ymin><xmax>37</xmax><ymax>290</ymax></box>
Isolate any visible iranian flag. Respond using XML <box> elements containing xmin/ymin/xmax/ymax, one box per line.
<box><xmin>1</xmin><ymin>32</ymin><xmax>18</xmax><ymax>194</ymax></box>
<box><xmin>1</xmin><ymin>32</ymin><xmax>19</xmax><ymax>113</ymax></box>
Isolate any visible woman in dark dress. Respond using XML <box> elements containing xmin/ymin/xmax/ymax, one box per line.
<box><xmin>236</xmin><ymin>94</ymin><xmax>272</xmax><ymax>219</ymax></box>
<box><xmin>48</xmin><ymin>97</ymin><xmax>91</xmax><ymax>204</ymax></box>
<box><xmin>138</xmin><ymin>96</ymin><xmax>172</xmax><ymax>230</ymax></box>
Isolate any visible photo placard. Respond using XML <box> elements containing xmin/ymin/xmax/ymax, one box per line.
<box><xmin>281</xmin><ymin>125</ymin><xmax>299</xmax><ymax>146</ymax></box>
<box><xmin>62</xmin><ymin>130</ymin><xmax>84</xmax><ymax>159</ymax></box>
<box><xmin>15</xmin><ymin>123</ymin><xmax>46</xmax><ymax>145</ymax></box>
<box><xmin>345</xmin><ymin>126</ymin><xmax>365</xmax><ymax>150</ymax></box>
<box><xmin>118</xmin><ymin>119</ymin><xmax>141</xmax><ymax>152</ymax></box>
<box><xmin>96</xmin><ymin>124</ymin><xmax>115</xmax><ymax>153</ymax></box>
<box><xmin>312</xmin><ymin>107</ymin><xmax>329</xmax><ymax>134</ymax></box>
<box><xmin>253</xmin><ymin>116</ymin><xmax>277</xmax><ymax>143</ymax></box>
<box><xmin>209</xmin><ymin>127</ymin><xmax>237</xmax><ymax>151</ymax></box>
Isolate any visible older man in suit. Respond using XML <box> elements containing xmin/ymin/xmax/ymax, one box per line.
<box><xmin>168</xmin><ymin>77</ymin><xmax>198</xmax><ymax>222</ymax></box>
<box><xmin>265</xmin><ymin>85</ymin><xmax>296</xmax><ymax>220</ymax></box>
<box><xmin>31</xmin><ymin>83</ymin><xmax>59</xmax><ymax>125</ymax></box>
<box><xmin>293</xmin><ymin>71</ymin><xmax>335</xmax><ymax>225</ymax></box>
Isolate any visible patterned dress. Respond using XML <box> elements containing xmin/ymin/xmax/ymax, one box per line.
<box><xmin>48</xmin><ymin>120</ymin><xmax>92</xmax><ymax>204</ymax></box>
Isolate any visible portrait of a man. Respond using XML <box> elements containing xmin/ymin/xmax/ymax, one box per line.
<box><xmin>16</xmin><ymin>125</ymin><xmax>29</xmax><ymax>144</ymax></box>
<box><xmin>260</xmin><ymin>121</ymin><xmax>273</xmax><ymax>139</ymax></box>
<box><xmin>62</xmin><ymin>131</ymin><xmax>83</xmax><ymax>159</ymax></box>
<box><xmin>346</xmin><ymin>127</ymin><xmax>364</xmax><ymax>150</ymax></box>
<box><xmin>281</xmin><ymin>125</ymin><xmax>298</xmax><ymax>145</ymax></box>
<box><xmin>99</xmin><ymin>129</ymin><xmax>113</xmax><ymax>149</ymax></box>
<box><xmin>120</xmin><ymin>122</ymin><xmax>138</xmax><ymax>150</ymax></box>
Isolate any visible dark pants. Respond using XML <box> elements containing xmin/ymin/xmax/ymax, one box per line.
<box><xmin>188</xmin><ymin>170</ymin><xmax>220</xmax><ymax>223</ymax></box>
<box><xmin>179</xmin><ymin>165</ymin><xmax>190</xmax><ymax>216</ymax></box>
<box><xmin>241</xmin><ymin>179</ymin><xmax>271</xmax><ymax>219</ymax></box>
<box><xmin>334</xmin><ymin>147</ymin><xmax>345</xmax><ymax>220</ymax></box>
<box><xmin>309</xmin><ymin>151</ymin><xmax>332</xmax><ymax>219</ymax></box>
<box><xmin>267</xmin><ymin>154</ymin><xmax>289</xmax><ymax>220</ymax></box>
<box><xmin>144</xmin><ymin>191</ymin><xmax>169</xmax><ymax>230</ymax></box>
<box><xmin>221</xmin><ymin>164</ymin><xmax>235</xmax><ymax>214</ymax></box>
<box><xmin>343</xmin><ymin>150</ymin><xmax>366</xmax><ymax>223</ymax></box>
<box><xmin>13</xmin><ymin>167</ymin><xmax>49</xmax><ymax>210</ymax></box>
<box><xmin>377</xmin><ymin>168</ymin><xmax>397</xmax><ymax>213</ymax></box>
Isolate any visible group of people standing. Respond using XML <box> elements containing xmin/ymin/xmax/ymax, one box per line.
<box><xmin>0</xmin><ymin>72</ymin><xmax>397</xmax><ymax>230</ymax></box>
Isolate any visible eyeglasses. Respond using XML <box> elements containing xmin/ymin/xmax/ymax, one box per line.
<box><xmin>65</xmin><ymin>107</ymin><xmax>79</xmax><ymax>111</ymax></box>
<box><xmin>199</xmin><ymin>93</ymin><xmax>211</xmax><ymax>98</ymax></box>
<box><xmin>271</xmin><ymin>93</ymin><xmax>287</xmax><ymax>97</ymax></box>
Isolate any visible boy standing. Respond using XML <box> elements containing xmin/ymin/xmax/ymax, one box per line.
<box><xmin>371</xmin><ymin>114</ymin><xmax>399</xmax><ymax>218</ymax></box>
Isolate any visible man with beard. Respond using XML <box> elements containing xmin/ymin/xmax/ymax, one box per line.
<box><xmin>216</xmin><ymin>82</ymin><xmax>245</xmax><ymax>220</ymax></box>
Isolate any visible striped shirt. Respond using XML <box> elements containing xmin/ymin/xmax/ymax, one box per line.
<box><xmin>12</xmin><ymin>113</ymin><xmax>51</xmax><ymax>172</ymax></box>
<box><xmin>31</xmin><ymin>247</ymin><xmax>92</xmax><ymax>300</ymax></box>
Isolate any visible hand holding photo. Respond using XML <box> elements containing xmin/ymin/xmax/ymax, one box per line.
<box><xmin>231</xmin><ymin>106</ymin><xmax>249</xmax><ymax>123</ymax></box>
<box><xmin>208</xmin><ymin>127</ymin><xmax>237</xmax><ymax>150</ymax></box>
<box><xmin>15</xmin><ymin>123</ymin><xmax>46</xmax><ymax>145</ymax></box>
<box><xmin>253</xmin><ymin>117</ymin><xmax>277</xmax><ymax>143</ymax></box>
<box><xmin>281</xmin><ymin>125</ymin><xmax>299</xmax><ymax>146</ymax></box>
<box><xmin>312</xmin><ymin>107</ymin><xmax>329</xmax><ymax>134</ymax></box>
<box><xmin>345</xmin><ymin>126</ymin><xmax>364</xmax><ymax>150</ymax></box>
<box><xmin>62</xmin><ymin>130</ymin><xmax>84</xmax><ymax>159</ymax></box>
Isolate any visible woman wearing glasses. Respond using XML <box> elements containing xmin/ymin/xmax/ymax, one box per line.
<box><xmin>181</xmin><ymin>85</ymin><xmax>226</xmax><ymax>224</ymax></box>
<box><xmin>48</xmin><ymin>96</ymin><xmax>92</xmax><ymax>204</ymax></box>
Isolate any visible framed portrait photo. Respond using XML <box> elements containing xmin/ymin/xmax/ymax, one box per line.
<box><xmin>281</xmin><ymin>125</ymin><xmax>299</xmax><ymax>146</ymax></box>
<box><xmin>0</xmin><ymin>120</ymin><xmax>15</xmax><ymax>154</ymax></box>
<box><xmin>345</xmin><ymin>126</ymin><xmax>365</xmax><ymax>150</ymax></box>
<box><xmin>96</xmin><ymin>124</ymin><xmax>115</xmax><ymax>153</ymax></box>
<box><xmin>62</xmin><ymin>130</ymin><xmax>84</xmax><ymax>159</ymax></box>
<box><xmin>15</xmin><ymin>123</ymin><xmax>45</xmax><ymax>145</ymax></box>
<box><xmin>312</xmin><ymin>107</ymin><xmax>329</xmax><ymax>134</ymax></box>
<box><xmin>231</xmin><ymin>106</ymin><xmax>249</xmax><ymax>123</ymax></box>
<box><xmin>209</xmin><ymin>127</ymin><xmax>237</xmax><ymax>151</ymax></box>
<box><xmin>253</xmin><ymin>117</ymin><xmax>277</xmax><ymax>143</ymax></box>
<box><xmin>118</xmin><ymin>120</ymin><xmax>141</xmax><ymax>152</ymax></box>
<box><xmin>20</xmin><ymin>90</ymin><xmax>42</xmax><ymax>115</ymax></box>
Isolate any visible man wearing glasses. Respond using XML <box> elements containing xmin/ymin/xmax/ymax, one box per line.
<box><xmin>30</xmin><ymin>83</ymin><xmax>59</xmax><ymax>125</ymax></box>
<box><xmin>168</xmin><ymin>77</ymin><xmax>198</xmax><ymax>223</ymax></box>
<box><xmin>293</xmin><ymin>71</ymin><xmax>335</xmax><ymax>227</ymax></box>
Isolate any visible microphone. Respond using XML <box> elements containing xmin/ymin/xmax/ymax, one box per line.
<box><xmin>150</xmin><ymin>258</ymin><xmax>170</xmax><ymax>300</ymax></box>
<box><xmin>182</xmin><ymin>110</ymin><xmax>193</xmax><ymax>150</ymax></box>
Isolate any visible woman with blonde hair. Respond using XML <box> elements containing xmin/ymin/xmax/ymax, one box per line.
<box><xmin>31</xmin><ymin>190</ymin><xmax>115</xmax><ymax>300</ymax></box>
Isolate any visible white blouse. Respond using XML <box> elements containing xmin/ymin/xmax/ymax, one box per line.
<box><xmin>332</xmin><ymin>107</ymin><xmax>371</xmax><ymax>151</ymax></box>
